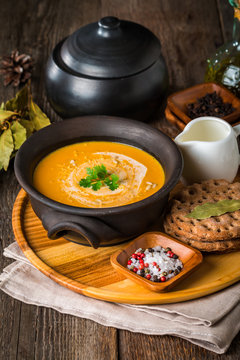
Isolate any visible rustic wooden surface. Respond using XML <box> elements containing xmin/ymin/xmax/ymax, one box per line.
<box><xmin>0</xmin><ymin>0</ymin><xmax>239</xmax><ymax>359</ymax></box>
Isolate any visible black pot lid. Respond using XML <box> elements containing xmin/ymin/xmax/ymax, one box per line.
<box><xmin>60</xmin><ymin>16</ymin><xmax>161</xmax><ymax>78</ymax></box>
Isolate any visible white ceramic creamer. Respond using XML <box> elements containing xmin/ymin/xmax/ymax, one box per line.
<box><xmin>174</xmin><ymin>116</ymin><xmax>240</xmax><ymax>184</ymax></box>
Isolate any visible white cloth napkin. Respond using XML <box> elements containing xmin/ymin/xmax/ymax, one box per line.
<box><xmin>1</xmin><ymin>242</ymin><xmax>240</xmax><ymax>354</ymax></box>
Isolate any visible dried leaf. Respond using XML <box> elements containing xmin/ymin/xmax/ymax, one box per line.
<box><xmin>19</xmin><ymin>119</ymin><xmax>34</xmax><ymax>137</ymax></box>
<box><xmin>5</xmin><ymin>84</ymin><xmax>29</xmax><ymax>112</ymax></box>
<box><xmin>0</xmin><ymin>109</ymin><xmax>17</xmax><ymax>124</ymax></box>
<box><xmin>29</xmin><ymin>97</ymin><xmax>50</xmax><ymax>130</ymax></box>
<box><xmin>0</xmin><ymin>84</ymin><xmax>50</xmax><ymax>171</ymax></box>
<box><xmin>5</xmin><ymin>97</ymin><xmax>17</xmax><ymax>112</ymax></box>
<box><xmin>0</xmin><ymin>128</ymin><xmax>14</xmax><ymax>170</ymax></box>
<box><xmin>185</xmin><ymin>199</ymin><xmax>240</xmax><ymax>220</ymax></box>
<box><xmin>11</xmin><ymin>121</ymin><xmax>27</xmax><ymax>150</ymax></box>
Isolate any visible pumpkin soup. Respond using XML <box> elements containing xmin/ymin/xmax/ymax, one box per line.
<box><xmin>33</xmin><ymin>141</ymin><xmax>165</xmax><ymax>208</ymax></box>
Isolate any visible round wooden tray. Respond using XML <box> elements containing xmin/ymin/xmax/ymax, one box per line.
<box><xmin>12</xmin><ymin>189</ymin><xmax>240</xmax><ymax>304</ymax></box>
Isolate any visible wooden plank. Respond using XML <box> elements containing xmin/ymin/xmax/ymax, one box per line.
<box><xmin>34</xmin><ymin>307</ymin><xmax>118</xmax><ymax>360</ymax></box>
<box><xmin>0</xmin><ymin>295</ymin><xmax>21</xmax><ymax>360</ymax></box>
<box><xmin>119</xmin><ymin>331</ymin><xmax>240</xmax><ymax>360</ymax></box>
<box><xmin>218</xmin><ymin>0</ymin><xmax>234</xmax><ymax>43</ymax></box>
<box><xmin>16</xmin><ymin>304</ymin><xmax>38</xmax><ymax>360</ymax></box>
<box><xmin>122</xmin><ymin>0</ymin><xmax>223</xmax><ymax>91</ymax></box>
<box><xmin>0</xmin><ymin>168</ymin><xmax>21</xmax><ymax>359</ymax></box>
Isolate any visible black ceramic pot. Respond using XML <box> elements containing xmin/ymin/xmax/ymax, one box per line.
<box><xmin>14</xmin><ymin>116</ymin><xmax>182</xmax><ymax>248</ymax></box>
<box><xmin>45</xmin><ymin>17</ymin><xmax>169</xmax><ymax>121</ymax></box>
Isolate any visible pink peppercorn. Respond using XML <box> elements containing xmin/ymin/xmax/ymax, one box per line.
<box><xmin>127</xmin><ymin>260</ymin><xmax>132</xmax><ymax>265</ymax></box>
<box><xmin>133</xmin><ymin>267</ymin><xmax>138</xmax><ymax>273</ymax></box>
<box><xmin>160</xmin><ymin>276</ymin><xmax>166</xmax><ymax>282</ymax></box>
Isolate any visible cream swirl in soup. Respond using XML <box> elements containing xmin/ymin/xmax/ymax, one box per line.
<box><xmin>33</xmin><ymin>142</ymin><xmax>165</xmax><ymax>208</ymax></box>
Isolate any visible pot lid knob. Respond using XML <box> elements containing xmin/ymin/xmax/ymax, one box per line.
<box><xmin>98</xmin><ymin>16</ymin><xmax>120</xmax><ymax>29</ymax></box>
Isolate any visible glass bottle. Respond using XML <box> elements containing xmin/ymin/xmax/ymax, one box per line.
<box><xmin>205</xmin><ymin>0</ymin><xmax>240</xmax><ymax>96</ymax></box>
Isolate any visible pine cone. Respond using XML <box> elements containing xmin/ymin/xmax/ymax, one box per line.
<box><xmin>0</xmin><ymin>50</ymin><xmax>33</xmax><ymax>87</ymax></box>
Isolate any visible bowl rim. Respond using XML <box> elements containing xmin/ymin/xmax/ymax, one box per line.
<box><xmin>14</xmin><ymin>115</ymin><xmax>183</xmax><ymax>215</ymax></box>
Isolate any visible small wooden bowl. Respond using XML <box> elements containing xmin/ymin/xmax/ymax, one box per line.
<box><xmin>110</xmin><ymin>232</ymin><xmax>203</xmax><ymax>293</ymax></box>
<box><xmin>165</xmin><ymin>105</ymin><xmax>185</xmax><ymax>130</ymax></box>
<box><xmin>167</xmin><ymin>82</ymin><xmax>240</xmax><ymax>125</ymax></box>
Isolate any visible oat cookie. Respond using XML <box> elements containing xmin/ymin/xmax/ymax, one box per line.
<box><xmin>163</xmin><ymin>179</ymin><xmax>240</xmax><ymax>252</ymax></box>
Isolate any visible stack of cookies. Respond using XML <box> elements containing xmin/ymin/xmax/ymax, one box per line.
<box><xmin>163</xmin><ymin>179</ymin><xmax>240</xmax><ymax>252</ymax></box>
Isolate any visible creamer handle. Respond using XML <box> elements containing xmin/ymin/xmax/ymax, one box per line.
<box><xmin>233</xmin><ymin>123</ymin><xmax>240</xmax><ymax>165</ymax></box>
<box><xmin>233</xmin><ymin>123</ymin><xmax>240</xmax><ymax>136</ymax></box>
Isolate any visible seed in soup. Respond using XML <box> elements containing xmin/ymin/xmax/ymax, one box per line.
<box><xmin>33</xmin><ymin>141</ymin><xmax>165</xmax><ymax>208</ymax></box>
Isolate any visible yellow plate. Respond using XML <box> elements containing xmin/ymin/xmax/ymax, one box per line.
<box><xmin>12</xmin><ymin>189</ymin><xmax>240</xmax><ymax>304</ymax></box>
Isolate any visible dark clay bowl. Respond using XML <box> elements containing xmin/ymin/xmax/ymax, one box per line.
<box><xmin>14</xmin><ymin>116</ymin><xmax>183</xmax><ymax>249</ymax></box>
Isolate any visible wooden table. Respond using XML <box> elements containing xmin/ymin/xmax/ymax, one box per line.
<box><xmin>0</xmin><ymin>0</ymin><xmax>239</xmax><ymax>358</ymax></box>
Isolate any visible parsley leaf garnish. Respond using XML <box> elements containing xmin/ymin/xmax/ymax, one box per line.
<box><xmin>104</xmin><ymin>173</ymin><xmax>119</xmax><ymax>191</ymax></box>
<box><xmin>79</xmin><ymin>178</ymin><xmax>92</xmax><ymax>188</ymax></box>
<box><xmin>79</xmin><ymin>164</ymin><xmax>119</xmax><ymax>191</ymax></box>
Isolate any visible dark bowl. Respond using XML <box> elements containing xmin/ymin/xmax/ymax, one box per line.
<box><xmin>14</xmin><ymin>116</ymin><xmax>183</xmax><ymax>249</ymax></box>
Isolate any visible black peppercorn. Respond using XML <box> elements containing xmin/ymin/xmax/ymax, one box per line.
<box><xmin>187</xmin><ymin>91</ymin><xmax>235</xmax><ymax>119</ymax></box>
